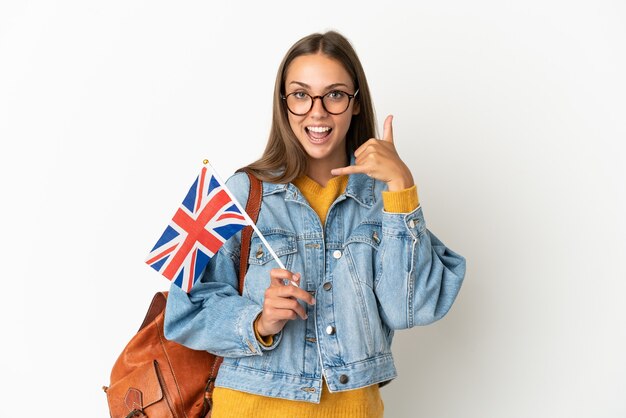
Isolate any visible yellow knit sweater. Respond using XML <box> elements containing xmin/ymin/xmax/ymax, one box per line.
<box><xmin>211</xmin><ymin>175</ymin><xmax>419</xmax><ymax>418</ymax></box>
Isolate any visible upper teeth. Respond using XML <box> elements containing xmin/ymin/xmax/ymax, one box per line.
<box><xmin>308</xmin><ymin>126</ymin><xmax>331</xmax><ymax>133</ymax></box>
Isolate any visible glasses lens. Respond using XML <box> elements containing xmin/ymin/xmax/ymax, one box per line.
<box><xmin>286</xmin><ymin>93</ymin><xmax>312</xmax><ymax>115</ymax></box>
<box><xmin>322</xmin><ymin>91</ymin><xmax>350</xmax><ymax>114</ymax></box>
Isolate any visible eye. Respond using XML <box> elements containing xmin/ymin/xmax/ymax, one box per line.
<box><xmin>326</xmin><ymin>90</ymin><xmax>346</xmax><ymax>101</ymax></box>
<box><xmin>291</xmin><ymin>91</ymin><xmax>309</xmax><ymax>100</ymax></box>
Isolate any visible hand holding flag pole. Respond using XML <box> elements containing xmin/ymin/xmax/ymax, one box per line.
<box><xmin>146</xmin><ymin>160</ymin><xmax>297</xmax><ymax>292</ymax></box>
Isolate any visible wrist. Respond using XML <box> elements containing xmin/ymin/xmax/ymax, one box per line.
<box><xmin>254</xmin><ymin>314</ymin><xmax>275</xmax><ymax>347</ymax></box>
<box><xmin>387</xmin><ymin>174</ymin><xmax>414</xmax><ymax>192</ymax></box>
<box><xmin>254</xmin><ymin>314</ymin><xmax>268</xmax><ymax>337</ymax></box>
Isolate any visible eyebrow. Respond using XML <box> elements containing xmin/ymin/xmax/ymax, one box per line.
<box><xmin>288</xmin><ymin>81</ymin><xmax>351</xmax><ymax>90</ymax></box>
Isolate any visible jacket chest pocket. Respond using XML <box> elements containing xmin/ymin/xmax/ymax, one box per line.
<box><xmin>343</xmin><ymin>223</ymin><xmax>382</xmax><ymax>287</ymax></box>
<box><xmin>244</xmin><ymin>230</ymin><xmax>297</xmax><ymax>300</ymax></box>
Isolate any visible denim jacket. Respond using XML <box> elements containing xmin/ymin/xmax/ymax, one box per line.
<box><xmin>163</xmin><ymin>171</ymin><xmax>466</xmax><ymax>403</ymax></box>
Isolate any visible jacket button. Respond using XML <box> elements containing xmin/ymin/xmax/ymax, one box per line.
<box><xmin>325</xmin><ymin>325</ymin><xmax>336</xmax><ymax>335</ymax></box>
<box><xmin>323</xmin><ymin>282</ymin><xmax>332</xmax><ymax>291</ymax></box>
<box><xmin>339</xmin><ymin>374</ymin><xmax>349</xmax><ymax>384</ymax></box>
<box><xmin>332</xmin><ymin>250</ymin><xmax>342</xmax><ymax>259</ymax></box>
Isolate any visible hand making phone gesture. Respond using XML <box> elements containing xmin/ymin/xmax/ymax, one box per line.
<box><xmin>331</xmin><ymin>115</ymin><xmax>414</xmax><ymax>191</ymax></box>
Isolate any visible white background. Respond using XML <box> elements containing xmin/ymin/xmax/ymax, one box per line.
<box><xmin>1</xmin><ymin>1</ymin><xmax>625</xmax><ymax>417</ymax></box>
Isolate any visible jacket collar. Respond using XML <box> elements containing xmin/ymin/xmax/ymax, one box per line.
<box><xmin>262</xmin><ymin>155</ymin><xmax>377</xmax><ymax>208</ymax></box>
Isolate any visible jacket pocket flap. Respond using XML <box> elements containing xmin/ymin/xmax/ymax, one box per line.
<box><xmin>345</xmin><ymin>223</ymin><xmax>382</xmax><ymax>249</ymax></box>
<box><xmin>248</xmin><ymin>231</ymin><xmax>297</xmax><ymax>265</ymax></box>
<box><xmin>106</xmin><ymin>360</ymin><xmax>164</xmax><ymax>415</ymax></box>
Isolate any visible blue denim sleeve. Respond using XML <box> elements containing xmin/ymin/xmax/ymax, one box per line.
<box><xmin>374</xmin><ymin>205</ymin><xmax>466</xmax><ymax>329</ymax></box>
<box><xmin>162</xmin><ymin>172</ymin><xmax>282</xmax><ymax>357</ymax></box>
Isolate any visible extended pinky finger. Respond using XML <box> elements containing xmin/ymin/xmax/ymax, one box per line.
<box><xmin>331</xmin><ymin>165</ymin><xmax>365</xmax><ymax>176</ymax></box>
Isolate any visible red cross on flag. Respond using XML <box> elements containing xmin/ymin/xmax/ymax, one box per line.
<box><xmin>145</xmin><ymin>163</ymin><xmax>250</xmax><ymax>292</ymax></box>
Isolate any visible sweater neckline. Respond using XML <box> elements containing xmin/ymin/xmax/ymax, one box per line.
<box><xmin>292</xmin><ymin>175</ymin><xmax>348</xmax><ymax>197</ymax></box>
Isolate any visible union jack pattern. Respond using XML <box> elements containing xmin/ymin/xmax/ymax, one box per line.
<box><xmin>146</xmin><ymin>166</ymin><xmax>248</xmax><ymax>292</ymax></box>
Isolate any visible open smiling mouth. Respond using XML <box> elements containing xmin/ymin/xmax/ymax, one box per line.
<box><xmin>305</xmin><ymin>126</ymin><xmax>333</xmax><ymax>143</ymax></box>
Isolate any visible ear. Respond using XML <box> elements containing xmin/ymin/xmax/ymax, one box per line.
<box><xmin>352</xmin><ymin>100</ymin><xmax>360</xmax><ymax>116</ymax></box>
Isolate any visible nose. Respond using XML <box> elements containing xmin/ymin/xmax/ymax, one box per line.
<box><xmin>309</xmin><ymin>96</ymin><xmax>328</xmax><ymax>118</ymax></box>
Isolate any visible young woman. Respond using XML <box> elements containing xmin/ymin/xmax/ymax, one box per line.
<box><xmin>164</xmin><ymin>31</ymin><xmax>466</xmax><ymax>418</ymax></box>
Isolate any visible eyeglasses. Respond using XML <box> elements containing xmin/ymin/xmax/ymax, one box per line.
<box><xmin>281</xmin><ymin>89</ymin><xmax>359</xmax><ymax>116</ymax></box>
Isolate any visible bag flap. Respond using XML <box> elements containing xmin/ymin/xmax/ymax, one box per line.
<box><xmin>106</xmin><ymin>360</ymin><xmax>164</xmax><ymax>415</ymax></box>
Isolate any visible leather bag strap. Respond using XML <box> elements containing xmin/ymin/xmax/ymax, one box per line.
<box><xmin>238</xmin><ymin>169</ymin><xmax>263</xmax><ymax>293</ymax></box>
<box><xmin>138</xmin><ymin>292</ymin><xmax>167</xmax><ymax>333</ymax></box>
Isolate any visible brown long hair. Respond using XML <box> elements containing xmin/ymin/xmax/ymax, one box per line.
<box><xmin>243</xmin><ymin>31</ymin><xmax>377</xmax><ymax>184</ymax></box>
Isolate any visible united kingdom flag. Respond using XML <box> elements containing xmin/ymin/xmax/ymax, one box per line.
<box><xmin>146</xmin><ymin>165</ymin><xmax>249</xmax><ymax>292</ymax></box>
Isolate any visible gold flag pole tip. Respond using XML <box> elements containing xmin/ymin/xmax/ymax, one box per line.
<box><xmin>203</xmin><ymin>159</ymin><xmax>209</xmax><ymax>165</ymax></box>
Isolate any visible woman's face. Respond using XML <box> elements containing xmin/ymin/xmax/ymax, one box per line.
<box><xmin>284</xmin><ymin>53</ymin><xmax>359</xmax><ymax>168</ymax></box>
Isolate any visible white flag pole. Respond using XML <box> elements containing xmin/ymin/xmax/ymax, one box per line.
<box><xmin>204</xmin><ymin>160</ymin><xmax>298</xmax><ymax>287</ymax></box>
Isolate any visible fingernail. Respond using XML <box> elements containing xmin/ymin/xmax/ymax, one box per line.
<box><xmin>312</xmin><ymin>298</ymin><xmax>316</xmax><ymax>305</ymax></box>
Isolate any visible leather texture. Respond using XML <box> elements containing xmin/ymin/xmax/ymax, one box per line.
<box><xmin>104</xmin><ymin>170</ymin><xmax>262</xmax><ymax>418</ymax></box>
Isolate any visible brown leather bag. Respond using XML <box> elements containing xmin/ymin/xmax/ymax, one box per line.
<box><xmin>103</xmin><ymin>170</ymin><xmax>263</xmax><ymax>418</ymax></box>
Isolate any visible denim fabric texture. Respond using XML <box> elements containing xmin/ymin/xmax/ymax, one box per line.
<box><xmin>163</xmin><ymin>170</ymin><xmax>466</xmax><ymax>403</ymax></box>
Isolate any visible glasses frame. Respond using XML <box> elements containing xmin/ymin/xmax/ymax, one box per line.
<box><xmin>281</xmin><ymin>89</ymin><xmax>360</xmax><ymax>116</ymax></box>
